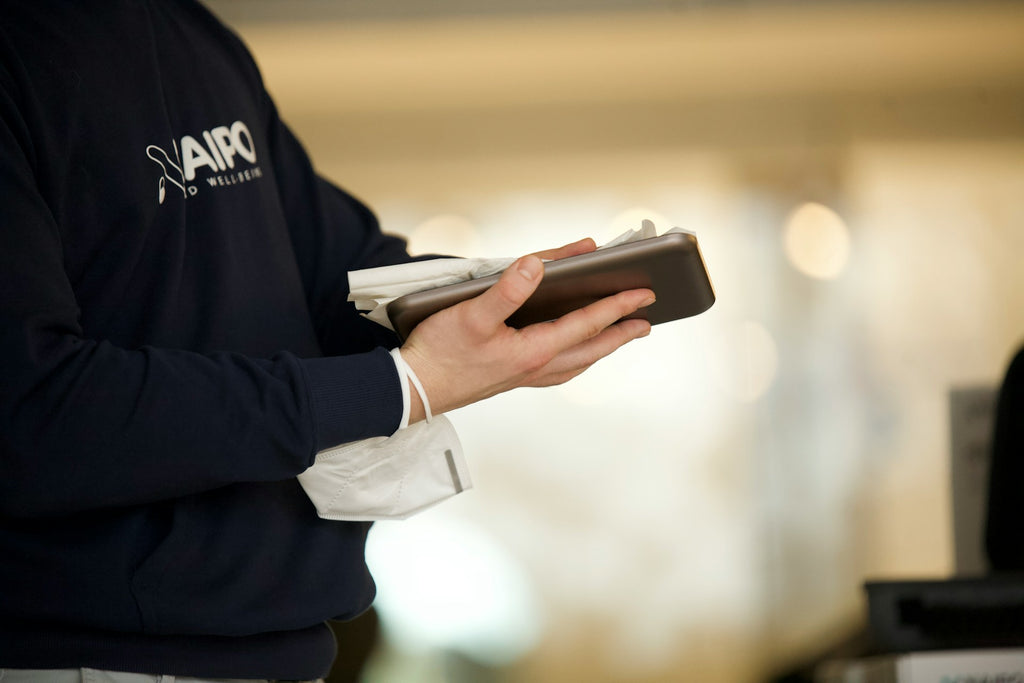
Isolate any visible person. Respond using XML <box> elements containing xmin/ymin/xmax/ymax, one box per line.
<box><xmin>0</xmin><ymin>1</ymin><xmax>653</xmax><ymax>681</ymax></box>
<box><xmin>986</xmin><ymin>343</ymin><xmax>1024</xmax><ymax>572</ymax></box>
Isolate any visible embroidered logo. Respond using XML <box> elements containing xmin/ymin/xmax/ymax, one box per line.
<box><xmin>146</xmin><ymin>120</ymin><xmax>263</xmax><ymax>204</ymax></box>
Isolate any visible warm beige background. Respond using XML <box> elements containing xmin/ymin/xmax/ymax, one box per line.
<box><xmin>208</xmin><ymin>2</ymin><xmax>1024</xmax><ymax>681</ymax></box>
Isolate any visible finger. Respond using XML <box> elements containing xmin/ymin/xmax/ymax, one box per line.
<box><xmin>461</xmin><ymin>255</ymin><xmax>545</xmax><ymax>333</ymax></box>
<box><xmin>527</xmin><ymin>288</ymin><xmax>655</xmax><ymax>353</ymax></box>
<box><xmin>525</xmin><ymin>318</ymin><xmax>652</xmax><ymax>387</ymax></box>
<box><xmin>531</xmin><ymin>237</ymin><xmax>596</xmax><ymax>262</ymax></box>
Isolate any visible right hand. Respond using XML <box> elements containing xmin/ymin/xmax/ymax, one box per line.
<box><xmin>399</xmin><ymin>247</ymin><xmax>654</xmax><ymax>422</ymax></box>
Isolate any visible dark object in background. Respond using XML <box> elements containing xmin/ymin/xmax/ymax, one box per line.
<box><xmin>864</xmin><ymin>576</ymin><xmax>1024</xmax><ymax>653</ymax></box>
<box><xmin>986</xmin><ymin>345</ymin><xmax>1024</xmax><ymax>572</ymax></box>
<box><xmin>766</xmin><ymin>344</ymin><xmax>1024</xmax><ymax>683</ymax></box>
<box><xmin>844</xmin><ymin>346</ymin><xmax>1024</xmax><ymax>660</ymax></box>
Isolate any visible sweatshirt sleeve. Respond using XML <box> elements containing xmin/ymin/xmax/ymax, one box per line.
<box><xmin>261</xmin><ymin>92</ymin><xmax>425</xmax><ymax>450</ymax></box>
<box><xmin>262</xmin><ymin>92</ymin><xmax>417</xmax><ymax>359</ymax></box>
<box><xmin>0</xmin><ymin>78</ymin><xmax>404</xmax><ymax>519</ymax></box>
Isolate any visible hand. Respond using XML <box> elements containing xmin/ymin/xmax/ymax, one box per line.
<box><xmin>529</xmin><ymin>236</ymin><xmax>598</xmax><ymax>261</ymax></box>
<box><xmin>399</xmin><ymin>238</ymin><xmax>654</xmax><ymax>422</ymax></box>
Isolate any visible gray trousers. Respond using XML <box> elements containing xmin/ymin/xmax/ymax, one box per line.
<box><xmin>0</xmin><ymin>670</ymin><xmax>323</xmax><ymax>683</ymax></box>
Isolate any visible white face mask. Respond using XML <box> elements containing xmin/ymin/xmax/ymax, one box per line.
<box><xmin>297</xmin><ymin>415</ymin><xmax>469</xmax><ymax>522</ymax></box>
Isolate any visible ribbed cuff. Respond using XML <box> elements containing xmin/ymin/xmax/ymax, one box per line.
<box><xmin>300</xmin><ymin>348</ymin><xmax>404</xmax><ymax>452</ymax></box>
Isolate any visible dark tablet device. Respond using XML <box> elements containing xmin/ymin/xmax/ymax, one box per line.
<box><xmin>387</xmin><ymin>231</ymin><xmax>715</xmax><ymax>342</ymax></box>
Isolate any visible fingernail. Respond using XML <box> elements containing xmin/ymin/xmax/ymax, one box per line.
<box><xmin>518</xmin><ymin>256</ymin><xmax>542</xmax><ymax>281</ymax></box>
<box><xmin>641</xmin><ymin>294</ymin><xmax>656</xmax><ymax>307</ymax></box>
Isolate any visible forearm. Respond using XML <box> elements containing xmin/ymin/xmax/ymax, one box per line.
<box><xmin>0</xmin><ymin>331</ymin><xmax>403</xmax><ymax>517</ymax></box>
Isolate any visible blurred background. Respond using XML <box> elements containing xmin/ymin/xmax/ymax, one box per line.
<box><xmin>208</xmin><ymin>1</ymin><xmax>1024</xmax><ymax>681</ymax></box>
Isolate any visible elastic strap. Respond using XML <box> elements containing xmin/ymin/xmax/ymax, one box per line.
<box><xmin>390</xmin><ymin>347</ymin><xmax>432</xmax><ymax>423</ymax></box>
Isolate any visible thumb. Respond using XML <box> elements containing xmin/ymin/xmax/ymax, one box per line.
<box><xmin>464</xmin><ymin>255</ymin><xmax>544</xmax><ymax>332</ymax></box>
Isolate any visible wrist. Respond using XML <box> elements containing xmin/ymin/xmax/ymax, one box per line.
<box><xmin>390</xmin><ymin>347</ymin><xmax>432</xmax><ymax>425</ymax></box>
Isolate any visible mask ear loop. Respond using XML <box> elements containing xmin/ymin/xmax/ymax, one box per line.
<box><xmin>390</xmin><ymin>348</ymin><xmax>432</xmax><ymax>423</ymax></box>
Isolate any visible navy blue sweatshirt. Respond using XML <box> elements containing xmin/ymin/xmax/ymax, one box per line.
<box><xmin>0</xmin><ymin>1</ymin><xmax>417</xmax><ymax>677</ymax></box>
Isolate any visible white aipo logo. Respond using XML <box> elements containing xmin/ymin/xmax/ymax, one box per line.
<box><xmin>146</xmin><ymin>120</ymin><xmax>260</xmax><ymax>204</ymax></box>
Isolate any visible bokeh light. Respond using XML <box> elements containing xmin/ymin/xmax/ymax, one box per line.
<box><xmin>365</xmin><ymin>514</ymin><xmax>544</xmax><ymax>666</ymax></box>
<box><xmin>783</xmin><ymin>202</ymin><xmax>852</xmax><ymax>280</ymax></box>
